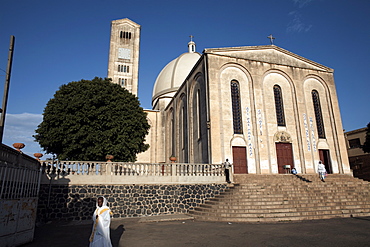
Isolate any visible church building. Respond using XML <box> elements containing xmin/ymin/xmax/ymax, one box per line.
<box><xmin>108</xmin><ymin>18</ymin><xmax>350</xmax><ymax>175</ymax></box>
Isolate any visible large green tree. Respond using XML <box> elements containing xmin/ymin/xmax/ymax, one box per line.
<box><xmin>362</xmin><ymin>122</ymin><xmax>370</xmax><ymax>153</ymax></box>
<box><xmin>34</xmin><ymin>77</ymin><xmax>150</xmax><ymax>161</ymax></box>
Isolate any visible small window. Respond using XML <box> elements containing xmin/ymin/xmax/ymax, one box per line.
<box><xmin>120</xmin><ymin>78</ymin><xmax>126</xmax><ymax>86</ymax></box>
<box><xmin>349</xmin><ymin>138</ymin><xmax>361</xmax><ymax>149</ymax></box>
<box><xmin>127</xmin><ymin>66</ymin><xmax>129</xmax><ymax>73</ymax></box>
<box><xmin>120</xmin><ymin>31</ymin><xmax>132</xmax><ymax>40</ymax></box>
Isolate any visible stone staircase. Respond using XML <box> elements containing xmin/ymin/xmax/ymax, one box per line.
<box><xmin>189</xmin><ymin>174</ymin><xmax>370</xmax><ymax>222</ymax></box>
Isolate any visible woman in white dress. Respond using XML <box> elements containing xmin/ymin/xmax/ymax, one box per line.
<box><xmin>89</xmin><ymin>196</ymin><xmax>112</xmax><ymax>247</ymax></box>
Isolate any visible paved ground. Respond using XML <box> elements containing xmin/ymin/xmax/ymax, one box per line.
<box><xmin>22</xmin><ymin>214</ymin><xmax>370</xmax><ymax>247</ymax></box>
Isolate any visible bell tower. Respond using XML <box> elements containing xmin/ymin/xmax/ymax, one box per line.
<box><xmin>107</xmin><ymin>18</ymin><xmax>140</xmax><ymax>95</ymax></box>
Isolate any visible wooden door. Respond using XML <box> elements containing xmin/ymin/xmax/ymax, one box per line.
<box><xmin>232</xmin><ymin>146</ymin><xmax>248</xmax><ymax>174</ymax></box>
<box><xmin>276</xmin><ymin>143</ymin><xmax>294</xmax><ymax>174</ymax></box>
<box><xmin>319</xmin><ymin>149</ymin><xmax>332</xmax><ymax>174</ymax></box>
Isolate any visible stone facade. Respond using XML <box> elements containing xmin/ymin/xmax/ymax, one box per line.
<box><xmin>36</xmin><ymin>183</ymin><xmax>227</xmax><ymax>222</ymax></box>
<box><xmin>107</xmin><ymin>18</ymin><xmax>140</xmax><ymax>95</ymax></box>
<box><xmin>141</xmin><ymin>45</ymin><xmax>350</xmax><ymax>176</ymax></box>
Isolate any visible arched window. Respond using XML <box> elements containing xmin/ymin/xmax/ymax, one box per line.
<box><xmin>169</xmin><ymin>109</ymin><xmax>175</xmax><ymax>157</ymax></box>
<box><xmin>120</xmin><ymin>31</ymin><xmax>132</xmax><ymax>40</ymax></box>
<box><xmin>118</xmin><ymin>65</ymin><xmax>120</xmax><ymax>72</ymax></box>
<box><xmin>178</xmin><ymin>95</ymin><xmax>188</xmax><ymax>162</ymax></box>
<box><xmin>273</xmin><ymin>85</ymin><xmax>286</xmax><ymax>126</ymax></box>
<box><xmin>231</xmin><ymin>80</ymin><xmax>243</xmax><ymax>134</ymax></box>
<box><xmin>127</xmin><ymin>66</ymin><xmax>129</xmax><ymax>73</ymax></box>
<box><xmin>196</xmin><ymin>89</ymin><xmax>201</xmax><ymax>139</ymax></box>
<box><xmin>312</xmin><ymin>90</ymin><xmax>325</xmax><ymax>138</ymax></box>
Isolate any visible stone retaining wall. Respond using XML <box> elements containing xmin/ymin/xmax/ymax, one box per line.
<box><xmin>37</xmin><ymin>183</ymin><xmax>227</xmax><ymax>222</ymax></box>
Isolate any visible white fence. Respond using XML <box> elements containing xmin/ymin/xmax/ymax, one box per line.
<box><xmin>40</xmin><ymin>161</ymin><xmax>226</xmax><ymax>185</ymax></box>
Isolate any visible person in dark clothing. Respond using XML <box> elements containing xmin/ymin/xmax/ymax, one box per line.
<box><xmin>224</xmin><ymin>159</ymin><xmax>232</xmax><ymax>183</ymax></box>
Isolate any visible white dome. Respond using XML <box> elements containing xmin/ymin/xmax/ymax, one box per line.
<box><xmin>152</xmin><ymin>40</ymin><xmax>201</xmax><ymax>106</ymax></box>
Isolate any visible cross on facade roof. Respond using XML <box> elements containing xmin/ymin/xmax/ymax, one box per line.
<box><xmin>267</xmin><ymin>34</ymin><xmax>275</xmax><ymax>45</ymax></box>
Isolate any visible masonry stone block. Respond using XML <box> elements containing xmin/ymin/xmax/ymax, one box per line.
<box><xmin>36</xmin><ymin>183</ymin><xmax>226</xmax><ymax>222</ymax></box>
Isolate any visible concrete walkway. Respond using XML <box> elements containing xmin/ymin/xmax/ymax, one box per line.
<box><xmin>22</xmin><ymin>214</ymin><xmax>370</xmax><ymax>247</ymax></box>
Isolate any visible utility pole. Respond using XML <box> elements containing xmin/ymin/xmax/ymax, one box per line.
<box><xmin>0</xmin><ymin>35</ymin><xmax>15</xmax><ymax>143</ymax></box>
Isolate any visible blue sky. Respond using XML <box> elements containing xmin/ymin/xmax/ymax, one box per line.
<box><xmin>0</xmin><ymin>0</ymin><xmax>369</xmax><ymax>158</ymax></box>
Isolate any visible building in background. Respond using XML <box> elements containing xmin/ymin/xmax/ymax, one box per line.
<box><xmin>345</xmin><ymin>127</ymin><xmax>370</xmax><ymax>181</ymax></box>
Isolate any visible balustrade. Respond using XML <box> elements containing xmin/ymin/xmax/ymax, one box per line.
<box><xmin>40</xmin><ymin>161</ymin><xmax>225</xmax><ymax>185</ymax></box>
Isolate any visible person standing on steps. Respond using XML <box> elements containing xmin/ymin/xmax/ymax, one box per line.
<box><xmin>317</xmin><ymin>161</ymin><xmax>327</xmax><ymax>182</ymax></box>
<box><xmin>224</xmin><ymin>159</ymin><xmax>232</xmax><ymax>183</ymax></box>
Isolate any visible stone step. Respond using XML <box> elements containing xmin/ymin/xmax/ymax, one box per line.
<box><xmin>233</xmin><ymin>175</ymin><xmax>369</xmax><ymax>183</ymax></box>
<box><xmin>222</xmin><ymin>192</ymin><xmax>370</xmax><ymax>197</ymax></box>
<box><xmin>201</xmin><ymin>198</ymin><xmax>370</xmax><ymax>206</ymax></box>
<box><xmin>221</xmin><ymin>189</ymin><xmax>370</xmax><ymax>194</ymax></box>
<box><xmin>204</xmin><ymin>199</ymin><xmax>370</xmax><ymax>207</ymax></box>
<box><xmin>234</xmin><ymin>181</ymin><xmax>370</xmax><ymax>186</ymax></box>
<box><xmin>233</xmin><ymin>184</ymin><xmax>369</xmax><ymax>189</ymax></box>
<box><xmin>217</xmin><ymin>194</ymin><xmax>370</xmax><ymax>200</ymax></box>
<box><xmin>190</xmin><ymin>174</ymin><xmax>370</xmax><ymax>222</ymax></box>
<box><xmin>189</xmin><ymin>211</ymin><xmax>370</xmax><ymax>222</ymax></box>
<box><xmin>201</xmin><ymin>200</ymin><xmax>370</xmax><ymax>209</ymax></box>
<box><xmin>212</xmin><ymin>194</ymin><xmax>369</xmax><ymax>201</ymax></box>
<box><xmin>221</xmin><ymin>185</ymin><xmax>370</xmax><ymax>192</ymax></box>
<box><xmin>196</xmin><ymin>203</ymin><xmax>370</xmax><ymax>213</ymax></box>
<box><xmin>190</xmin><ymin>207</ymin><xmax>370</xmax><ymax>218</ymax></box>
<box><xmin>236</xmin><ymin>182</ymin><xmax>370</xmax><ymax>186</ymax></box>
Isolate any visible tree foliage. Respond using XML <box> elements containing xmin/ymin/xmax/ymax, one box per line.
<box><xmin>362</xmin><ymin>122</ymin><xmax>370</xmax><ymax>153</ymax></box>
<box><xmin>34</xmin><ymin>77</ymin><xmax>150</xmax><ymax>161</ymax></box>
